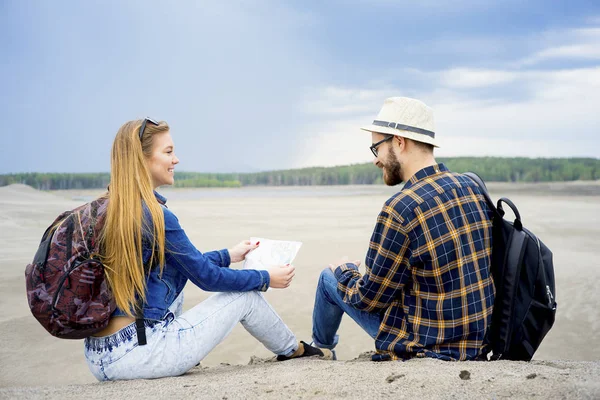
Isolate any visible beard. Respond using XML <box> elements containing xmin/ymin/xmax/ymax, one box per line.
<box><xmin>382</xmin><ymin>150</ymin><xmax>403</xmax><ymax>186</ymax></box>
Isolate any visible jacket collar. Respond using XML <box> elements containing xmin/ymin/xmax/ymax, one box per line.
<box><xmin>154</xmin><ymin>191</ymin><xmax>167</xmax><ymax>206</ymax></box>
<box><xmin>403</xmin><ymin>163</ymin><xmax>449</xmax><ymax>190</ymax></box>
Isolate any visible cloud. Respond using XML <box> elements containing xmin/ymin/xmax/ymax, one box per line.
<box><xmin>435</xmin><ymin>136</ymin><xmax>594</xmax><ymax>158</ymax></box>
<box><xmin>300</xmin><ymin>87</ymin><xmax>391</xmax><ymax>116</ymax></box>
<box><xmin>432</xmin><ymin>70</ymin><xmax>600</xmax><ymax>143</ymax></box>
<box><xmin>520</xmin><ymin>44</ymin><xmax>600</xmax><ymax>66</ymax></box>
<box><xmin>516</xmin><ymin>25</ymin><xmax>600</xmax><ymax>67</ymax></box>
<box><xmin>586</xmin><ymin>16</ymin><xmax>600</xmax><ymax>25</ymax></box>
<box><xmin>338</xmin><ymin>0</ymin><xmax>502</xmax><ymax>12</ymax></box>
<box><xmin>439</xmin><ymin>69</ymin><xmax>518</xmax><ymax>89</ymax></box>
<box><xmin>290</xmin><ymin>116</ymin><xmax>375</xmax><ymax>168</ymax></box>
<box><xmin>293</xmin><ymin>62</ymin><xmax>600</xmax><ymax>167</ymax></box>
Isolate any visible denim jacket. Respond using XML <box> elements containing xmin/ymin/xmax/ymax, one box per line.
<box><xmin>113</xmin><ymin>191</ymin><xmax>270</xmax><ymax>320</ymax></box>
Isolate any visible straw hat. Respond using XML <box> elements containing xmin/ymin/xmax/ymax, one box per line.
<box><xmin>361</xmin><ymin>97</ymin><xmax>439</xmax><ymax>147</ymax></box>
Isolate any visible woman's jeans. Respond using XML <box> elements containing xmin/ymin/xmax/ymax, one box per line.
<box><xmin>84</xmin><ymin>291</ymin><xmax>297</xmax><ymax>381</ymax></box>
<box><xmin>312</xmin><ymin>268</ymin><xmax>383</xmax><ymax>349</ymax></box>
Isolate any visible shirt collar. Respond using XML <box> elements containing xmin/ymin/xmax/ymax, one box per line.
<box><xmin>403</xmin><ymin>163</ymin><xmax>449</xmax><ymax>190</ymax></box>
<box><xmin>154</xmin><ymin>190</ymin><xmax>167</xmax><ymax>205</ymax></box>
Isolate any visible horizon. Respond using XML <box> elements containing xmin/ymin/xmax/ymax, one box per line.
<box><xmin>2</xmin><ymin>1</ymin><xmax>600</xmax><ymax>174</ymax></box>
<box><xmin>1</xmin><ymin>155</ymin><xmax>599</xmax><ymax>176</ymax></box>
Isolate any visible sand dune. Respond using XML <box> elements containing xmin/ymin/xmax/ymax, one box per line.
<box><xmin>0</xmin><ymin>184</ymin><xmax>68</xmax><ymax>202</ymax></box>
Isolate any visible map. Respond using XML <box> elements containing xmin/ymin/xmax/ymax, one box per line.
<box><xmin>243</xmin><ymin>237</ymin><xmax>303</xmax><ymax>270</ymax></box>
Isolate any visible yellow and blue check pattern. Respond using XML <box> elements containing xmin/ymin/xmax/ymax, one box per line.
<box><xmin>335</xmin><ymin>163</ymin><xmax>495</xmax><ymax>361</ymax></box>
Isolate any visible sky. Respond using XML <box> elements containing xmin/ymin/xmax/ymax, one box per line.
<box><xmin>1</xmin><ymin>0</ymin><xmax>599</xmax><ymax>173</ymax></box>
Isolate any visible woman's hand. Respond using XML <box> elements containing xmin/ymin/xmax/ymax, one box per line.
<box><xmin>268</xmin><ymin>264</ymin><xmax>296</xmax><ymax>289</ymax></box>
<box><xmin>228</xmin><ymin>240</ymin><xmax>259</xmax><ymax>263</ymax></box>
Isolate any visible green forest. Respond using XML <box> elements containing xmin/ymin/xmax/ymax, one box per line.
<box><xmin>1</xmin><ymin>157</ymin><xmax>599</xmax><ymax>190</ymax></box>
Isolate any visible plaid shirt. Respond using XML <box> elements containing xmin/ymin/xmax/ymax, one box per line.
<box><xmin>335</xmin><ymin>163</ymin><xmax>495</xmax><ymax>361</ymax></box>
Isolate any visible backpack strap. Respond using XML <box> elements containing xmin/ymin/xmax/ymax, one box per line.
<box><xmin>464</xmin><ymin>172</ymin><xmax>501</xmax><ymax>359</ymax></box>
<box><xmin>134</xmin><ymin>252</ymin><xmax>154</xmax><ymax>347</ymax></box>
<box><xmin>465</xmin><ymin>172</ymin><xmax>524</xmax><ymax>231</ymax></box>
<box><xmin>87</xmin><ymin>201</ymin><xmax>99</xmax><ymax>251</ymax></box>
<box><xmin>464</xmin><ymin>172</ymin><xmax>497</xmax><ymax>213</ymax></box>
<box><xmin>135</xmin><ymin>297</ymin><xmax>147</xmax><ymax>346</ymax></box>
<box><xmin>65</xmin><ymin>217</ymin><xmax>74</xmax><ymax>262</ymax></box>
<box><xmin>497</xmin><ymin>198</ymin><xmax>523</xmax><ymax>230</ymax></box>
<box><xmin>135</xmin><ymin>318</ymin><xmax>147</xmax><ymax>346</ymax></box>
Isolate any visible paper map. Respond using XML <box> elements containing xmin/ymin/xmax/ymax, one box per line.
<box><xmin>243</xmin><ymin>237</ymin><xmax>302</xmax><ymax>270</ymax></box>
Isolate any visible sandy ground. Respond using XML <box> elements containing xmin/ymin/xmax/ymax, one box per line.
<box><xmin>1</xmin><ymin>356</ymin><xmax>599</xmax><ymax>399</ymax></box>
<box><xmin>1</xmin><ymin>182</ymin><xmax>599</xmax><ymax>398</ymax></box>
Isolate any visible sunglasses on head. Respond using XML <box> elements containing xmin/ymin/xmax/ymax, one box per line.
<box><xmin>138</xmin><ymin>117</ymin><xmax>159</xmax><ymax>141</ymax></box>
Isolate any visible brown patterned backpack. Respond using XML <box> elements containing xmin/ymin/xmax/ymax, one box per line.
<box><xmin>25</xmin><ymin>196</ymin><xmax>116</xmax><ymax>339</ymax></box>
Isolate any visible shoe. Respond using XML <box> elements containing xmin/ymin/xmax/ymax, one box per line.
<box><xmin>276</xmin><ymin>341</ymin><xmax>334</xmax><ymax>361</ymax></box>
<box><xmin>309</xmin><ymin>341</ymin><xmax>337</xmax><ymax>360</ymax></box>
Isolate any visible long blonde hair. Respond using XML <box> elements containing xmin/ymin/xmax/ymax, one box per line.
<box><xmin>100</xmin><ymin>119</ymin><xmax>170</xmax><ymax>316</ymax></box>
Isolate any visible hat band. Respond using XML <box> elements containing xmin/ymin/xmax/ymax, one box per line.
<box><xmin>372</xmin><ymin>120</ymin><xmax>435</xmax><ymax>138</ymax></box>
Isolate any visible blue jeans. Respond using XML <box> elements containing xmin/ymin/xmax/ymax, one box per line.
<box><xmin>84</xmin><ymin>291</ymin><xmax>297</xmax><ymax>381</ymax></box>
<box><xmin>312</xmin><ymin>268</ymin><xmax>382</xmax><ymax>349</ymax></box>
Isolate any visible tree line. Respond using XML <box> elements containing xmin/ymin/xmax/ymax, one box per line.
<box><xmin>1</xmin><ymin>157</ymin><xmax>598</xmax><ymax>190</ymax></box>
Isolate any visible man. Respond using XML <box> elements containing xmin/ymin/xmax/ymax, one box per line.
<box><xmin>312</xmin><ymin>97</ymin><xmax>495</xmax><ymax>361</ymax></box>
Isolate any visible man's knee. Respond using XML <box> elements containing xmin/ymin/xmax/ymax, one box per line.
<box><xmin>318</xmin><ymin>268</ymin><xmax>340</xmax><ymax>298</ymax></box>
<box><xmin>318</xmin><ymin>268</ymin><xmax>336</xmax><ymax>286</ymax></box>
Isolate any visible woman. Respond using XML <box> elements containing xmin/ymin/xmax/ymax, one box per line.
<box><xmin>84</xmin><ymin>118</ymin><xmax>331</xmax><ymax>381</ymax></box>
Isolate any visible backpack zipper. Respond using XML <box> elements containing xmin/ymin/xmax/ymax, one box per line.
<box><xmin>51</xmin><ymin>258</ymin><xmax>97</xmax><ymax>312</ymax></box>
<box><xmin>546</xmin><ymin>285</ymin><xmax>555</xmax><ymax>309</ymax></box>
<box><xmin>40</xmin><ymin>216</ymin><xmax>71</xmax><ymax>284</ymax></box>
<box><xmin>531</xmin><ymin>234</ymin><xmax>556</xmax><ymax>309</ymax></box>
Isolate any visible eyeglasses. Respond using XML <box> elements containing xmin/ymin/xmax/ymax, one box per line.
<box><xmin>369</xmin><ymin>135</ymin><xmax>393</xmax><ymax>157</ymax></box>
<box><xmin>138</xmin><ymin>117</ymin><xmax>159</xmax><ymax>141</ymax></box>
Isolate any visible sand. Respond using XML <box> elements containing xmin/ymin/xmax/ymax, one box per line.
<box><xmin>1</xmin><ymin>183</ymin><xmax>599</xmax><ymax>398</ymax></box>
<box><xmin>2</xmin><ymin>357</ymin><xmax>599</xmax><ymax>399</ymax></box>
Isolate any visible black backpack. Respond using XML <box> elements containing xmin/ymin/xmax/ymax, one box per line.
<box><xmin>465</xmin><ymin>172</ymin><xmax>557</xmax><ymax>361</ymax></box>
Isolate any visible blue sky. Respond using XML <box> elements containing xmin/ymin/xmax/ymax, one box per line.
<box><xmin>1</xmin><ymin>0</ymin><xmax>599</xmax><ymax>173</ymax></box>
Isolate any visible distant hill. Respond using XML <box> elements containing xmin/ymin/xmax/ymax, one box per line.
<box><xmin>1</xmin><ymin>157</ymin><xmax>599</xmax><ymax>189</ymax></box>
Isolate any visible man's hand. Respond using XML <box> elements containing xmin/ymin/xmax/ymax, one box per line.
<box><xmin>268</xmin><ymin>264</ymin><xmax>296</xmax><ymax>289</ymax></box>
<box><xmin>328</xmin><ymin>257</ymin><xmax>361</xmax><ymax>272</ymax></box>
<box><xmin>228</xmin><ymin>240</ymin><xmax>259</xmax><ymax>263</ymax></box>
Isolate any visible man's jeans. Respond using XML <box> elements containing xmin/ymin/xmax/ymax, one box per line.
<box><xmin>84</xmin><ymin>291</ymin><xmax>297</xmax><ymax>381</ymax></box>
<box><xmin>312</xmin><ymin>268</ymin><xmax>382</xmax><ymax>349</ymax></box>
